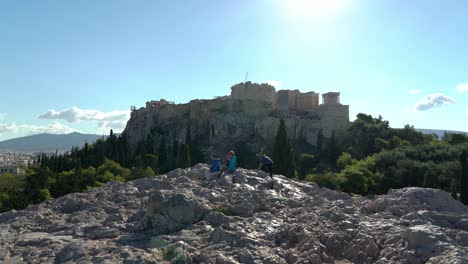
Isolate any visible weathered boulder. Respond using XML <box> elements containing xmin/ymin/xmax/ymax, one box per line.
<box><xmin>146</xmin><ymin>189</ymin><xmax>210</xmax><ymax>235</ymax></box>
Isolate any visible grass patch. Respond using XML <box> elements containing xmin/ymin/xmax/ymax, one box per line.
<box><xmin>161</xmin><ymin>245</ymin><xmax>177</xmax><ymax>260</ymax></box>
<box><xmin>216</xmin><ymin>204</ymin><xmax>232</xmax><ymax>215</ymax></box>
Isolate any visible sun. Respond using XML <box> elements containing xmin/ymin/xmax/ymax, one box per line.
<box><xmin>285</xmin><ymin>0</ymin><xmax>351</xmax><ymax>19</ymax></box>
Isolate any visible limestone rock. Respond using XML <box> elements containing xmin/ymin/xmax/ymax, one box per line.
<box><xmin>1</xmin><ymin>164</ymin><xmax>467</xmax><ymax>263</ymax></box>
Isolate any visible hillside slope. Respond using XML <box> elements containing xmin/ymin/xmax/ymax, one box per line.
<box><xmin>0</xmin><ymin>165</ymin><xmax>467</xmax><ymax>263</ymax></box>
<box><xmin>0</xmin><ymin>132</ymin><xmax>103</xmax><ymax>153</ymax></box>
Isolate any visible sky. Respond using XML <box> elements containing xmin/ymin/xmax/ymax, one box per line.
<box><xmin>0</xmin><ymin>0</ymin><xmax>467</xmax><ymax>141</ymax></box>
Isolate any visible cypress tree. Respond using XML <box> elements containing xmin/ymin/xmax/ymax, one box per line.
<box><xmin>316</xmin><ymin>129</ymin><xmax>323</xmax><ymax>155</ymax></box>
<box><xmin>185</xmin><ymin>123</ymin><xmax>192</xmax><ymax>147</ymax></box>
<box><xmin>273</xmin><ymin>119</ymin><xmax>295</xmax><ymax>178</ymax></box>
<box><xmin>460</xmin><ymin>149</ymin><xmax>468</xmax><ymax>205</ymax></box>
<box><xmin>158</xmin><ymin>137</ymin><xmax>168</xmax><ymax>173</ymax></box>
<box><xmin>171</xmin><ymin>134</ymin><xmax>178</xmax><ymax>170</ymax></box>
<box><xmin>146</xmin><ymin>135</ymin><xmax>155</xmax><ymax>154</ymax></box>
<box><xmin>177</xmin><ymin>144</ymin><xmax>191</xmax><ymax>169</ymax></box>
<box><xmin>185</xmin><ymin>123</ymin><xmax>203</xmax><ymax>165</ymax></box>
<box><xmin>328</xmin><ymin>131</ymin><xmax>339</xmax><ymax>168</ymax></box>
<box><xmin>71</xmin><ymin>159</ymin><xmax>82</xmax><ymax>193</ymax></box>
<box><xmin>190</xmin><ymin>141</ymin><xmax>204</xmax><ymax>166</ymax></box>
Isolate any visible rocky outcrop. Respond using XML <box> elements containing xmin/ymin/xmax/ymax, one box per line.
<box><xmin>1</xmin><ymin>165</ymin><xmax>467</xmax><ymax>263</ymax></box>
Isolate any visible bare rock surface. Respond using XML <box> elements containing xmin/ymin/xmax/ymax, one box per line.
<box><xmin>1</xmin><ymin>164</ymin><xmax>467</xmax><ymax>263</ymax></box>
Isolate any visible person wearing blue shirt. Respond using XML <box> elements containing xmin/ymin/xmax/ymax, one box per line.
<box><xmin>205</xmin><ymin>154</ymin><xmax>221</xmax><ymax>180</ymax></box>
<box><xmin>210</xmin><ymin>154</ymin><xmax>221</xmax><ymax>173</ymax></box>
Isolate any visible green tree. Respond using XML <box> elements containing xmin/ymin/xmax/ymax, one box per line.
<box><xmin>338</xmin><ymin>166</ymin><xmax>367</xmax><ymax>194</ymax></box>
<box><xmin>97</xmin><ymin>159</ymin><xmax>131</xmax><ymax>181</ymax></box>
<box><xmin>177</xmin><ymin>144</ymin><xmax>191</xmax><ymax>169</ymax></box>
<box><xmin>299</xmin><ymin>154</ymin><xmax>315</xmax><ymax>180</ymax></box>
<box><xmin>185</xmin><ymin>123</ymin><xmax>192</xmax><ymax>147</ymax></box>
<box><xmin>273</xmin><ymin>119</ymin><xmax>295</xmax><ymax>178</ymax></box>
<box><xmin>460</xmin><ymin>149</ymin><xmax>468</xmax><ymax>205</ymax></box>
<box><xmin>170</xmin><ymin>134</ymin><xmax>179</xmax><ymax>170</ymax></box>
<box><xmin>145</xmin><ymin>135</ymin><xmax>155</xmax><ymax>155</ymax></box>
<box><xmin>337</xmin><ymin>152</ymin><xmax>356</xmax><ymax>170</ymax></box>
<box><xmin>131</xmin><ymin>166</ymin><xmax>155</xmax><ymax>180</ymax></box>
<box><xmin>306</xmin><ymin>172</ymin><xmax>339</xmax><ymax>190</ymax></box>
<box><xmin>158</xmin><ymin>137</ymin><xmax>169</xmax><ymax>173</ymax></box>
<box><xmin>328</xmin><ymin>131</ymin><xmax>339</xmax><ymax>167</ymax></box>
<box><xmin>316</xmin><ymin>129</ymin><xmax>323</xmax><ymax>155</ymax></box>
<box><xmin>135</xmin><ymin>154</ymin><xmax>159</xmax><ymax>172</ymax></box>
<box><xmin>25</xmin><ymin>167</ymin><xmax>53</xmax><ymax>203</ymax></box>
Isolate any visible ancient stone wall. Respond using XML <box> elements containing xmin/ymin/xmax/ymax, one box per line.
<box><xmin>322</xmin><ymin>92</ymin><xmax>340</xmax><ymax>105</ymax></box>
<box><xmin>231</xmin><ymin>82</ymin><xmax>276</xmax><ymax>107</ymax></box>
<box><xmin>277</xmin><ymin>90</ymin><xmax>301</xmax><ymax>111</ymax></box>
<box><xmin>296</xmin><ymin>91</ymin><xmax>319</xmax><ymax>111</ymax></box>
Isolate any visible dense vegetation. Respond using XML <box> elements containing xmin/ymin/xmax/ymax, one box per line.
<box><xmin>296</xmin><ymin>114</ymin><xmax>468</xmax><ymax>201</ymax></box>
<box><xmin>1</xmin><ymin>114</ymin><xmax>468</xmax><ymax>212</ymax></box>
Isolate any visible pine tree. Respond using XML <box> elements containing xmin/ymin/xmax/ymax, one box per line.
<box><xmin>273</xmin><ymin>119</ymin><xmax>295</xmax><ymax>178</ymax></box>
<box><xmin>460</xmin><ymin>149</ymin><xmax>468</xmax><ymax>205</ymax></box>
<box><xmin>177</xmin><ymin>144</ymin><xmax>191</xmax><ymax>169</ymax></box>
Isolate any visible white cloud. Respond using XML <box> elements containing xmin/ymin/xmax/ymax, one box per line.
<box><xmin>39</xmin><ymin>106</ymin><xmax>130</xmax><ymax>135</ymax></box>
<box><xmin>26</xmin><ymin>122</ymin><xmax>78</xmax><ymax>135</ymax></box>
<box><xmin>414</xmin><ymin>93</ymin><xmax>456</xmax><ymax>111</ymax></box>
<box><xmin>39</xmin><ymin>106</ymin><xmax>130</xmax><ymax>123</ymax></box>
<box><xmin>97</xmin><ymin>120</ymin><xmax>128</xmax><ymax>134</ymax></box>
<box><xmin>457</xmin><ymin>83</ymin><xmax>468</xmax><ymax>92</ymax></box>
<box><xmin>0</xmin><ymin>121</ymin><xmax>78</xmax><ymax>135</ymax></box>
<box><xmin>0</xmin><ymin>122</ymin><xmax>18</xmax><ymax>134</ymax></box>
<box><xmin>408</xmin><ymin>89</ymin><xmax>421</xmax><ymax>95</ymax></box>
<box><xmin>267</xmin><ymin>80</ymin><xmax>281</xmax><ymax>87</ymax></box>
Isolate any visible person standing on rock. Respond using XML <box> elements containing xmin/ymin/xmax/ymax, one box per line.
<box><xmin>259</xmin><ymin>154</ymin><xmax>273</xmax><ymax>178</ymax></box>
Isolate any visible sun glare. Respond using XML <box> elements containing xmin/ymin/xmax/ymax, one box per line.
<box><xmin>285</xmin><ymin>0</ymin><xmax>351</xmax><ymax>20</ymax></box>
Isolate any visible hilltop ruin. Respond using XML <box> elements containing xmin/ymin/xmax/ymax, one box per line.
<box><xmin>124</xmin><ymin>82</ymin><xmax>350</xmax><ymax>157</ymax></box>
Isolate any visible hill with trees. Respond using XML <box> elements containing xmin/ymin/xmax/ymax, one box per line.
<box><xmin>1</xmin><ymin>114</ymin><xmax>468</xmax><ymax>213</ymax></box>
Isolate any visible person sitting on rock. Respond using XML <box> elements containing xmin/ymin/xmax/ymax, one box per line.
<box><xmin>205</xmin><ymin>154</ymin><xmax>221</xmax><ymax>180</ymax></box>
<box><xmin>259</xmin><ymin>154</ymin><xmax>273</xmax><ymax>178</ymax></box>
<box><xmin>226</xmin><ymin>150</ymin><xmax>237</xmax><ymax>174</ymax></box>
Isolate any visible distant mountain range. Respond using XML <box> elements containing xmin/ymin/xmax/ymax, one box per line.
<box><xmin>415</xmin><ymin>129</ymin><xmax>468</xmax><ymax>138</ymax></box>
<box><xmin>0</xmin><ymin>133</ymin><xmax>104</xmax><ymax>153</ymax></box>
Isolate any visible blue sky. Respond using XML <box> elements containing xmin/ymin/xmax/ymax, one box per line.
<box><xmin>0</xmin><ymin>0</ymin><xmax>467</xmax><ymax>141</ymax></box>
